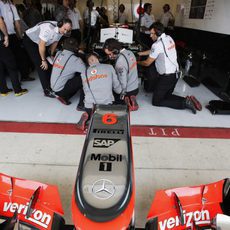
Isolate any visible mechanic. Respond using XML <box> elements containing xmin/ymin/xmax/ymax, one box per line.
<box><xmin>140</xmin><ymin>3</ymin><xmax>155</xmax><ymax>49</ymax></box>
<box><xmin>103</xmin><ymin>38</ymin><xmax>139</xmax><ymax>111</ymax></box>
<box><xmin>23</xmin><ymin>18</ymin><xmax>72</xmax><ymax>97</ymax></box>
<box><xmin>50</xmin><ymin>37</ymin><xmax>85</xmax><ymax>108</ymax></box>
<box><xmin>76</xmin><ymin>52</ymin><xmax>122</xmax><ymax>130</ymax></box>
<box><xmin>138</xmin><ymin>22</ymin><xmax>202</xmax><ymax>114</ymax></box>
<box><xmin>0</xmin><ymin>8</ymin><xmax>28</xmax><ymax>96</ymax></box>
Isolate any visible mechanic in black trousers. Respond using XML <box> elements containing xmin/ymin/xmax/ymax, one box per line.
<box><xmin>23</xmin><ymin>18</ymin><xmax>72</xmax><ymax>97</ymax></box>
<box><xmin>0</xmin><ymin>10</ymin><xmax>28</xmax><ymax>96</ymax></box>
<box><xmin>138</xmin><ymin>22</ymin><xmax>202</xmax><ymax>114</ymax></box>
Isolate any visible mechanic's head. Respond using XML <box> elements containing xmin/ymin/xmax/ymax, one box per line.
<box><xmin>63</xmin><ymin>37</ymin><xmax>79</xmax><ymax>53</ymax></box>
<box><xmin>163</xmin><ymin>4</ymin><xmax>170</xmax><ymax>13</ymax></box>
<box><xmin>103</xmin><ymin>38</ymin><xmax>122</xmax><ymax>59</ymax></box>
<box><xmin>86</xmin><ymin>52</ymin><xmax>100</xmax><ymax>66</ymax></box>
<box><xmin>119</xmin><ymin>4</ymin><xmax>125</xmax><ymax>13</ymax></box>
<box><xmin>149</xmin><ymin>22</ymin><xmax>164</xmax><ymax>41</ymax></box>
<box><xmin>144</xmin><ymin>3</ymin><xmax>152</xmax><ymax>14</ymax></box>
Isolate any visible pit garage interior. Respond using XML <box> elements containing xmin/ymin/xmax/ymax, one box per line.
<box><xmin>0</xmin><ymin>0</ymin><xmax>230</xmax><ymax>229</ymax></box>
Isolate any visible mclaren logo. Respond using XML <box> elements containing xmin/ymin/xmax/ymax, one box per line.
<box><xmin>92</xmin><ymin>179</ymin><xmax>115</xmax><ymax>200</ymax></box>
<box><xmin>93</xmin><ymin>138</ymin><xmax>120</xmax><ymax>148</ymax></box>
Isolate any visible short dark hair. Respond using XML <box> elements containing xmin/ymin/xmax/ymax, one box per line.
<box><xmin>144</xmin><ymin>3</ymin><xmax>152</xmax><ymax>12</ymax></box>
<box><xmin>63</xmin><ymin>37</ymin><xmax>79</xmax><ymax>52</ymax></box>
<box><xmin>103</xmin><ymin>38</ymin><xmax>122</xmax><ymax>52</ymax></box>
<box><xmin>149</xmin><ymin>22</ymin><xmax>164</xmax><ymax>36</ymax></box>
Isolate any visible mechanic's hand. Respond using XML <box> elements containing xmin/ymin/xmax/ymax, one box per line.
<box><xmin>120</xmin><ymin>90</ymin><xmax>126</xmax><ymax>100</ymax></box>
<box><xmin>3</xmin><ymin>36</ymin><xmax>9</xmax><ymax>47</ymax></box>
<box><xmin>40</xmin><ymin>60</ymin><xmax>48</xmax><ymax>70</ymax></box>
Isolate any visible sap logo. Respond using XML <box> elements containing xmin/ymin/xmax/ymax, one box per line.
<box><xmin>159</xmin><ymin>210</ymin><xmax>210</xmax><ymax>230</ymax></box>
<box><xmin>93</xmin><ymin>138</ymin><xmax>120</xmax><ymax>148</ymax></box>
<box><xmin>91</xmin><ymin>153</ymin><xmax>122</xmax><ymax>162</ymax></box>
<box><xmin>3</xmin><ymin>202</ymin><xmax>51</xmax><ymax>229</ymax></box>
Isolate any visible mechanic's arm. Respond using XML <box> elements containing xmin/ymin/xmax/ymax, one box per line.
<box><xmin>138</xmin><ymin>50</ymin><xmax>151</xmax><ymax>56</ymax></box>
<box><xmin>111</xmin><ymin>66</ymin><xmax>122</xmax><ymax>94</ymax></box>
<box><xmin>38</xmin><ymin>39</ymin><xmax>48</xmax><ymax>70</ymax></box>
<box><xmin>50</xmin><ymin>41</ymin><xmax>58</xmax><ymax>58</ymax></box>
<box><xmin>14</xmin><ymin>20</ymin><xmax>22</xmax><ymax>39</ymax></box>
<box><xmin>116</xmin><ymin>64</ymin><xmax>128</xmax><ymax>92</ymax></box>
<box><xmin>0</xmin><ymin>17</ymin><xmax>9</xmax><ymax>47</ymax></box>
<box><xmin>138</xmin><ymin>56</ymin><xmax>155</xmax><ymax>67</ymax></box>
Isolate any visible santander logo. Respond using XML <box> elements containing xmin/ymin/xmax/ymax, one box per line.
<box><xmin>3</xmin><ymin>202</ymin><xmax>52</xmax><ymax>229</ymax></box>
<box><xmin>159</xmin><ymin>210</ymin><xmax>210</xmax><ymax>230</ymax></box>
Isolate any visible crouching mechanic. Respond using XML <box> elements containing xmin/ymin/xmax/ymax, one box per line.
<box><xmin>103</xmin><ymin>38</ymin><xmax>139</xmax><ymax>111</ymax></box>
<box><xmin>138</xmin><ymin>22</ymin><xmax>202</xmax><ymax>114</ymax></box>
<box><xmin>50</xmin><ymin>37</ymin><xmax>85</xmax><ymax>107</ymax></box>
<box><xmin>76</xmin><ymin>52</ymin><xmax>122</xmax><ymax>130</ymax></box>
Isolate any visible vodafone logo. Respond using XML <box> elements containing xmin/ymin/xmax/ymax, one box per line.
<box><xmin>91</xmin><ymin>69</ymin><xmax>97</xmax><ymax>75</ymax></box>
<box><xmin>159</xmin><ymin>210</ymin><xmax>210</xmax><ymax>230</ymax></box>
<box><xmin>3</xmin><ymin>202</ymin><xmax>51</xmax><ymax>228</ymax></box>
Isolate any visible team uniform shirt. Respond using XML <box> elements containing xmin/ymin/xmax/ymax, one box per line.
<box><xmin>83</xmin><ymin>8</ymin><xmax>99</xmax><ymax>27</ymax></box>
<box><xmin>25</xmin><ymin>21</ymin><xmax>62</xmax><ymax>46</ymax></box>
<box><xmin>159</xmin><ymin>11</ymin><xmax>174</xmax><ymax>28</ymax></box>
<box><xmin>82</xmin><ymin>63</ymin><xmax>122</xmax><ymax>109</ymax></box>
<box><xmin>51</xmin><ymin>49</ymin><xmax>86</xmax><ymax>92</ymax></box>
<box><xmin>67</xmin><ymin>8</ymin><xmax>81</xmax><ymax>30</ymax></box>
<box><xmin>115</xmin><ymin>49</ymin><xmax>139</xmax><ymax>93</ymax></box>
<box><xmin>116</xmin><ymin>12</ymin><xmax>128</xmax><ymax>24</ymax></box>
<box><xmin>140</xmin><ymin>12</ymin><xmax>155</xmax><ymax>34</ymax></box>
<box><xmin>0</xmin><ymin>1</ymin><xmax>20</xmax><ymax>35</ymax></box>
<box><xmin>0</xmin><ymin>7</ymin><xmax>2</xmax><ymax>17</ymax></box>
<box><xmin>149</xmin><ymin>33</ymin><xmax>179</xmax><ymax>75</ymax></box>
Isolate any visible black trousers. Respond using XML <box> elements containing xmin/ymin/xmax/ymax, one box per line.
<box><xmin>9</xmin><ymin>34</ymin><xmax>31</xmax><ymax>79</ymax></box>
<box><xmin>23</xmin><ymin>34</ymin><xmax>51</xmax><ymax>91</ymax></box>
<box><xmin>55</xmin><ymin>74</ymin><xmax>84</xmax><ymax>105</ymax></box>
<box><xmin>152</xmin><ymin>73</ymin><xmax>186</xmax><ymax>110</ymax></box>
<box><xmin>0</xmin><ymin>42</ymin><xmax>22</xmax><ymax>93</ymax></box>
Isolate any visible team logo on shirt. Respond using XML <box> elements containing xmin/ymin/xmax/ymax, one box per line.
<box><xmin>91</xmin><ymin>69</ymin><xmax>97</xmax><ymax>75</ymax></box>
<box><xmin>130</xmin><ymin>57</ymin><xmax>135</xmax><ymax>62</ymax></box>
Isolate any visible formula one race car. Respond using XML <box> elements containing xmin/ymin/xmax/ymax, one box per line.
<box><xmin>0</xmin><ymin>105</ymin><xmax>229</xmax><ymax>230</ymax></box>
<box><xmin>72</xmin><ymin>105</ymin><xmax>135</xmax><ymax>230</ymax></box>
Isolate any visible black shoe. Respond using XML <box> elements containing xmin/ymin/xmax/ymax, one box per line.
<box><xmin>76</xmin><ymin>104</ymin><xmax>85</xmax><ymax>111</ymax></box>
<box><xmin>15</xmin><ymin>89</ymin><xmax>28</xmax><ymax>97</ymax></box>
<box><xmin>44</xmin><ymin>89</ymin><xmax>56</xmax><ymax>98</ymax></box>
<box><xmin>21</xmin><ymin>76</ymin><xmax>35</xmax><ymax>81</ymax></box>
<box><xmin>185</xmin><ymin>97</ymin><xmax>197</xmax><ymax>114</ymax></box>
<box><xmin>57</xmin><ymin>96</ymin><xmax>71</xmax><ymax>105</ymax></box>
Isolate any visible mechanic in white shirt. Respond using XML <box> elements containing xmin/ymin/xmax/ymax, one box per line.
<box><xmin>23</xmin><ymin>19</ymin><xmax>72</xmax><ymax>97</ymax></box>
<box><xmin>115</xmin><ymin>4</ymin><xmax>128</xmax><ymax>24</ymax></box>
<box><xmin>159</xmin><ymin>4</ymin><xmax>174</xmax><ymax>31</ymax></box>
<box><xmin>83</xmin><ymin>0</ymin><xmax>101</xmax><ymax>49</ymax></box>
<box><xmin>68</xmin><ymin>0</ymin><xmax>82</xmax><ymax>44</ymax></box>
<box><xmin>138</xmin><ymin>22</ymin><xmax>201</xmax><ymax>114</ymax></box>
<box><xmin>140</xmin><ymin>3</ymin><xmax>155</xmax><ymax>48</ymax></box>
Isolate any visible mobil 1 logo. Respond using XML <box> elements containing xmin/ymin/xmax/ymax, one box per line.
<box><xmin>93</xmin><ymin>138</ymin><xmax>120</xmax><ymax>148</ymax></box>
<box><xmin>91</xmin><ymin>153</ymin><xmax>123</xmax><ymax>172</ymax></box>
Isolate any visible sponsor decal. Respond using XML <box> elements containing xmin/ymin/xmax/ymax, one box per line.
<box><xmin>3</xmin><ymin>202</ymin><xmax>52</xmax><ymax>229</ymax></box>
<box><xmin>91</xmin><ymin>153</ymin><xmax>123</xmax><ymax>162</ymax></box>
<box><xmin>91</xmin><ymin>69</ymin><xmax>97</xmax><ymax>75</ymax></box>
<box><xmin>159</xmin><ymin>210</ymin><xmax>210</xmax><ymax>230</ymax></box>
<box><xmin>99</xmin><ymin>162</ymin><xmax>112</xmax><ymax>172</ymax></box>
<box><xmin>92</xmin><ymin>179</ymin><xmax>115</xmax><ymax>200</ymax></box>
<box><xmin>93</xmin><ymin>138</ymin><xmax>120</xmax><ymax>148</ymax></box>
<box><xmin>93</xmin><ymin>129</ymin><xmax>124</xmax><ymax>134</ymax></box>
